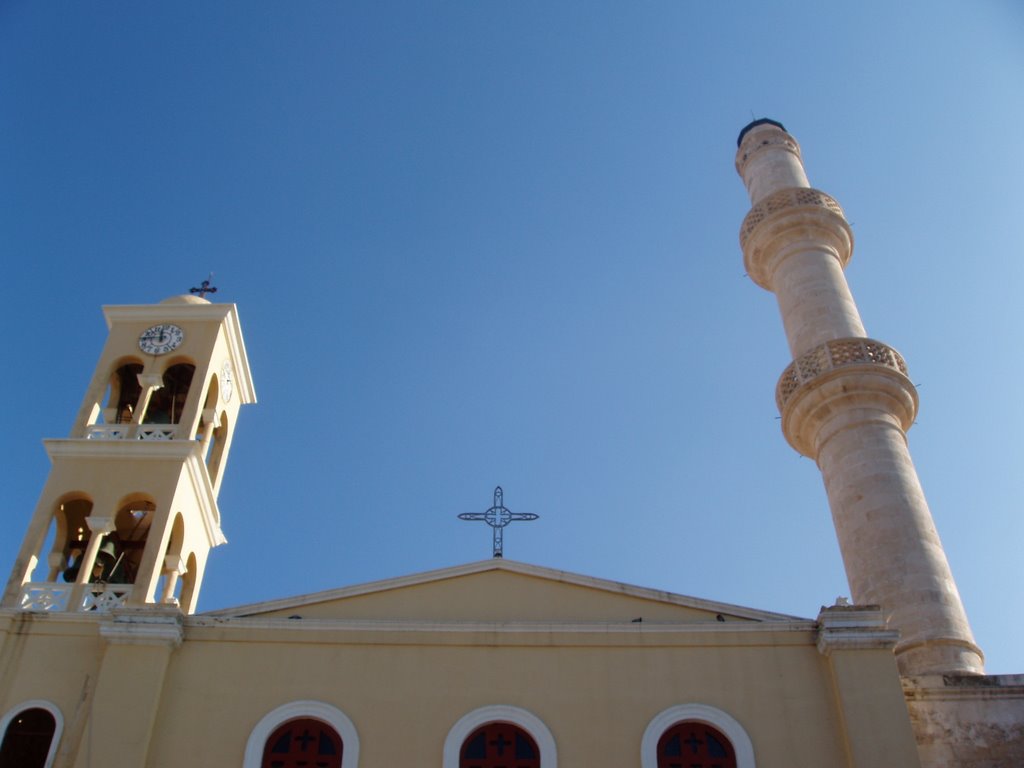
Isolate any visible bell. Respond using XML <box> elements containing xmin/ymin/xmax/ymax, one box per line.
<box><xmin>91</xmin><ymin>540</ymin><xmax>122</xmax><ymax>583</ymax></box>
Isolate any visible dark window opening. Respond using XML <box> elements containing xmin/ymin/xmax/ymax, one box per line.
<box><xmin>657</xmin><ymin>721</ymin><xmax>736</xmax><ymax>768</ymax></box>
<box><xmin>460</xmin><ymin>722</ymin><xmax>539</xmax><ymax>768</ymax></box>
<box><xmin>108</xmin><ymin>363</ymin><xmax>143</xmax><ymax>423</ymax></box>
<box><xmin>56</xmin><ymin>499</ymin><xmax>93</xmax><ymax>582</ymax></box>
<box><xmin>0</xmin><ymin>707</ymin><xmax>56</xmax><ymax>768</ymax></box>
<box><xmin>261</xmin><ymin>718</ymin><xmax>342</xmax><ymax>768</ymax></box>
<box><xmin>143</xmin><ymin>364</ymin><xmax>195</xmax><ymax>425</ymax></box>
<box><xmin>62</xmin><ymin>501</ymin><xmax>155</xmax><ymax>585</ymax></box>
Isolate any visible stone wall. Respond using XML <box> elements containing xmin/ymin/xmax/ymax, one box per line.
<box><xmin>905</xmin><ymin>674</ymin><xmax>1024</xmax><ymax>767</ymax></box>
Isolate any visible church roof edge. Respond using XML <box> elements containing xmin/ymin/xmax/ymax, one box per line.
<box><xmin>202</xmin><ymin>559</ymin><xmax>810</xmax><ymax>623</ymax></box>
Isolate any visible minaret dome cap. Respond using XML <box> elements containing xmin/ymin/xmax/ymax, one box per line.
<box><xmin>737</xmin><ymin>118</ymin><xmax>787</xmax><ymax>147</ymax></box>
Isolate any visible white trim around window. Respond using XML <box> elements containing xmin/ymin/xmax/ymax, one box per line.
<box><xmin>443</xmin><ymin>704</ymin><xmax>557</xmax><ymax>768</ymax></box>
<box><xmin>242</xmin><ymin>700</ymin><xmax>359</xmax><ymax>768</ymax></box>
<box><xmin>641</xmin><ymin>703</ymin><xmax>755</xmax><ymax>768</ymax></box>
<box><xmin>0</xmin><ymin>699</ymin><xmax>63</xmax><ymax>768</ymax></box>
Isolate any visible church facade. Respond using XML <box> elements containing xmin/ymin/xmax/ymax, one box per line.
<box><xmin>0</xmin><ymin>121</ymin><xmax>1021</xmax><ymax>767</ymax></box>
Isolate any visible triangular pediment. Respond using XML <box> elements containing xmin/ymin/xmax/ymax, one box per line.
<box><xmin>205</xmin><ymin>560</ymin><xmax>805</xmax><ymax>624</ymax></box>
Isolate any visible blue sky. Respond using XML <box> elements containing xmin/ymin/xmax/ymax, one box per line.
<box><xmin>2</xmin><ymin>2</ymin><xmax>1023</xmax><ymax>672</ymax></box>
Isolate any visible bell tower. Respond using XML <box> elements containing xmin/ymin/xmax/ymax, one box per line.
<box><xmin>735</xmin><ymin>119</ymin><xmax>983</xmax><ymax>676</ymax></box>
<box><xmin>2</xmin><ymin>294</ymin><xmax>255</xmax><ymax>614</ymax></box>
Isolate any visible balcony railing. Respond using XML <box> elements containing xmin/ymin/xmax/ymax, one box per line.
<box><xmin>19</xmin><ymin>582</ymin><xmax>133</xmax><ymax>613</ymax></box>
<box><xmin>86</xmin><ymin>424</ymin><xmax>178</xmax><ymax>440</ymax></box>
<box><xmin>19</xmin><ymin>583</ymin><xmax>71</xmax><ymax>611</ymax></box>
<box><xmin>85</xmin><ymin>424</ymin><xmax>133</xmax><ymax>440</ymax></box>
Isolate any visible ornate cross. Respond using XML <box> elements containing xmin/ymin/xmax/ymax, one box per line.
<box><xmin>458</xmin><ymin>486</ymin><xmax>538</xmax><ymax>558</ymax></box>
<box><xmin>190</xmin><ymin>274</ymin><xmax>218</xmax><ymax>299</ymax></box>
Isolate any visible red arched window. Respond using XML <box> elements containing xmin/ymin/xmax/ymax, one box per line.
<box><xmin>460</xmin><ymin>722</ymin><xmax>540</xmax><ymax>768</ymax></box>
<box><xmin>261</xmin><ymin>717</ymin><xmax>342</xmax><ymax>768</ymax></box>
<box><xmin>657</xmin><ymin>721</ymin><xmax>736</xmax><ymax>768</ymax></box>
<box><xmin>0</xmin><ymin>707</ymin><xmax>57</xmax><ymax>768</ymax></box>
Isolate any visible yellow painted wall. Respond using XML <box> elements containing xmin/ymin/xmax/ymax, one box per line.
<box><xmin>0</xmin><ymin>600</ymin><xmax>922</xmax><ymax>768</ymax></box>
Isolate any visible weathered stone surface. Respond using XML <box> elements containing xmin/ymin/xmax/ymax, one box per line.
<box><xmin>905</xmin><ymin>675</ymin><xmax>1024</xmax><ymax>767</ymax></box>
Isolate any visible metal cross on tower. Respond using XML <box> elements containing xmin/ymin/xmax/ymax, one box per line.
<box><xmin>458</xmin><ymin>486</ymin><xmax>538</xmax><ymax>558</ymax></box>
<box><xmin>190</xmin><ymin>274</ymin><xmax>218</xmax><ymax>299</ymax></box>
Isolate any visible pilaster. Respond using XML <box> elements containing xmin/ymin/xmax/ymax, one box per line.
<box><xmin>73</xmin><ymin>608</ymin><xmax>183</xmax><ymax>768</ymax></box>
<box><xmin>816</xmin><ymin>605</ymin><xmax>922</xmax><ymax>767</ymax></box>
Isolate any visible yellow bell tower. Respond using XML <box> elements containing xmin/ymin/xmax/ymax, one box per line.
<box><xmin>2</xmin><ymin>293</ymin><xmax>255</xmax><ymax>615</ymax></box>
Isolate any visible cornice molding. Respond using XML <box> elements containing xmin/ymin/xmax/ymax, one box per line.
<box><xmin>99</xmin><ymin>608</ymin><xmax>184</xmax><ymax>647</ymax></box>
<box><xmin>207</xmin><ymin>559</ymin><xmax>807</xmax><ymax>623</ymax></box>
<box><xmin>816</xmin><ymin>605</ymin><xmax>899</xmax><ymax>655</ymax></box>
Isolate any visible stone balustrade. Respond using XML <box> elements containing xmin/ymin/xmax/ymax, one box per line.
<box><xmin>19</xmin><ymin>582</ymin><xmax>133</xmax><ymax>612</ymax></box>
<box><xmin>776</xmin><ymin>337</ymin><xmax>910</xmax><ymax>411</ymax></box>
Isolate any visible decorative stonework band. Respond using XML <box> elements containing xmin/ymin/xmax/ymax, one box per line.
<box><xmin>776</xmin><ymin>338</ymin><xmax>909</xmax><ymax>411</ymax></box>
<box><xmin>734</xmin><ymin>130</ymin><xmax>800</xmax><ymax>174</ymax></box>
<box><xmin>740</xmin><ymin>187</ymin><xmax>846</xmax><ymax>250</ymax></box>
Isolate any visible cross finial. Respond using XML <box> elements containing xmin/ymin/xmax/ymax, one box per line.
<box><xmin>190</xmin><ymin>274</ymin><xmax>218</xmax><ymax>299</ymax></box>
<box><xmin>458</xmin><ymin>486</ymin><xmax>539</xmax><ymax>558</ymax></box>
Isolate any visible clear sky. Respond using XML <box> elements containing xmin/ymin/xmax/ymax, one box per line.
<box><xmin>3</xmin><ymin>2</ymin><xmax>1023</xmax><ymax>672</ymax></box>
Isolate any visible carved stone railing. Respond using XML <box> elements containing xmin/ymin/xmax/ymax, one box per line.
<box><xmin>138</xmin><ymin>426</ymin><xmax>177</xmax><ymax>440</ymax></box>
<box><xmin>19</xmin><ymin>583</ymin><xmax>72</xmax><ymax>611</ymax></box>
<box><xmin>81</xmin><ymin>585</ymin><xmax>133</xmax><ymax>612</ymax></box>
<box><xmin>19</xmin><ymin>583</ymin><xmax>133</xmax><ymax>612</ymax></box>
<box><xmin>776</xmin><ymin>338</ymin><xmax>910</xmax><ymax>411</ymax></box>
<box><xmin>86</xmin><ymin>424</ymin><xmax>132</xmax><ymax>440</ymax></box>
<box><xmin>739</xmin><ymin>187</ymin><xmax>846</xmax><ymax>250</ymax></box>
<box><xmin>85</xmin><ymin>424</ymin><xmax>179</xmax><ymax>440</ymax></box>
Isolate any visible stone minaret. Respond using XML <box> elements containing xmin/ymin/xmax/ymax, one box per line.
<box><xmin>735</xmin><ymin>119</ymin><xmax>983</xmax><ymax>676</ymax></box>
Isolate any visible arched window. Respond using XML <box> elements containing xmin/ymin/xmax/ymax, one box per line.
<box><xmin>143</xmin><ymin>363</ymin><xmax>195</xmax><ymax>425</ymax></box>
<box><xmin>106</xmin><ymin>362</ymin><xmax>143</xmax><ymax>424</ymax></box>
<box><xmin>460</xmin><ymin>722</ymin><xmax>540</xmax><ymax>768</ymax></box>
<box><xmin>0</xmin><ymin>702</ymin><xmax>62</xmax><ymax>768</ymax></box>
<box><xmin>657</xmin><ymin>721</ymin><xmax>735</xmax><ymax>768</ymax></box>
<box><xmin>443</xmin><ymin>706</ymin><xmax>555</xmax><ymax>768</ymax></box>
<box><xmin>262</xmin><ymin>717</ymin><xmax>342</xmax><ymax>768</ymax></box>
<box><xmin>178</xmin><ymin>551</ymin><xmax>199</xmax><ymax>614</ymax></box>
<box><xmin>155</xmin><ymin>513</ymin><xmax>186</xmax><ymax>605</ymax></box>
<box><xmin>207</xmin><ymin>410</ymin><xmax>230</xmax><ymax>489</ymax></box>
<box><xmin>243</xmin><ymin>702</ymin><xmax>359</xmax><ymax>768</ymax></box>
<box><xmin>55</xmin><ymin>497</ymin><xmax>93</xmax><ymax>583</ymax></box>
<box><xmin>104</xmin><ymin>498</ymin><xmax>156</xmax><ymax>585</ymax></box>
<box><xmin>641</xmin><ymin>705</ymin><xmax>755</xmax><ymax>768</ymax></box>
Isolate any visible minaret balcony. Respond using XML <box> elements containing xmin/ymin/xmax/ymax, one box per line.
<box><xmin>85</xmin><ymin>424</ymin><xmax>182</xmax><ymax>441</ymax></box>
<box><xmin>18</xmin><ymin>582</ymin><xmax>133</xmax><ymax>613</ymax></box>
<box><xmin>776</xmin><ymin>337</ymin><xmax>910</xmax><ymax>411</ymax></box>
<box><xmin>776</xmin><ymin>337</ymin><xmax>919</xmax><ymax>458</ymax></box>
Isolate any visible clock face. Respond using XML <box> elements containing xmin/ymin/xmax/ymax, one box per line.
<box><xmin>220</xmin><ymin>361</ymin><xmax>234</xmax><ymax>402</ymax></box>
<box><xmin>139</xmin><ymin>324</ymin><xmax>184</xmax><ymax>355</ymax></box>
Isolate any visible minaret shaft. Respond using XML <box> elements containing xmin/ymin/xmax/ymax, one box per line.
<box><xmin>736</xmin><ymin>119</ymin><xmax>983</xmax><ymax>675</ymax></box>
<box><xmin>772</xmin><ymin>250</ymin><xmax>866</xmax><ymax>356</ymax></box>
<box><xmin>817</xmin><ymin>417</ymin><xmax>981</xmax><ymax>673</ymax></box>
